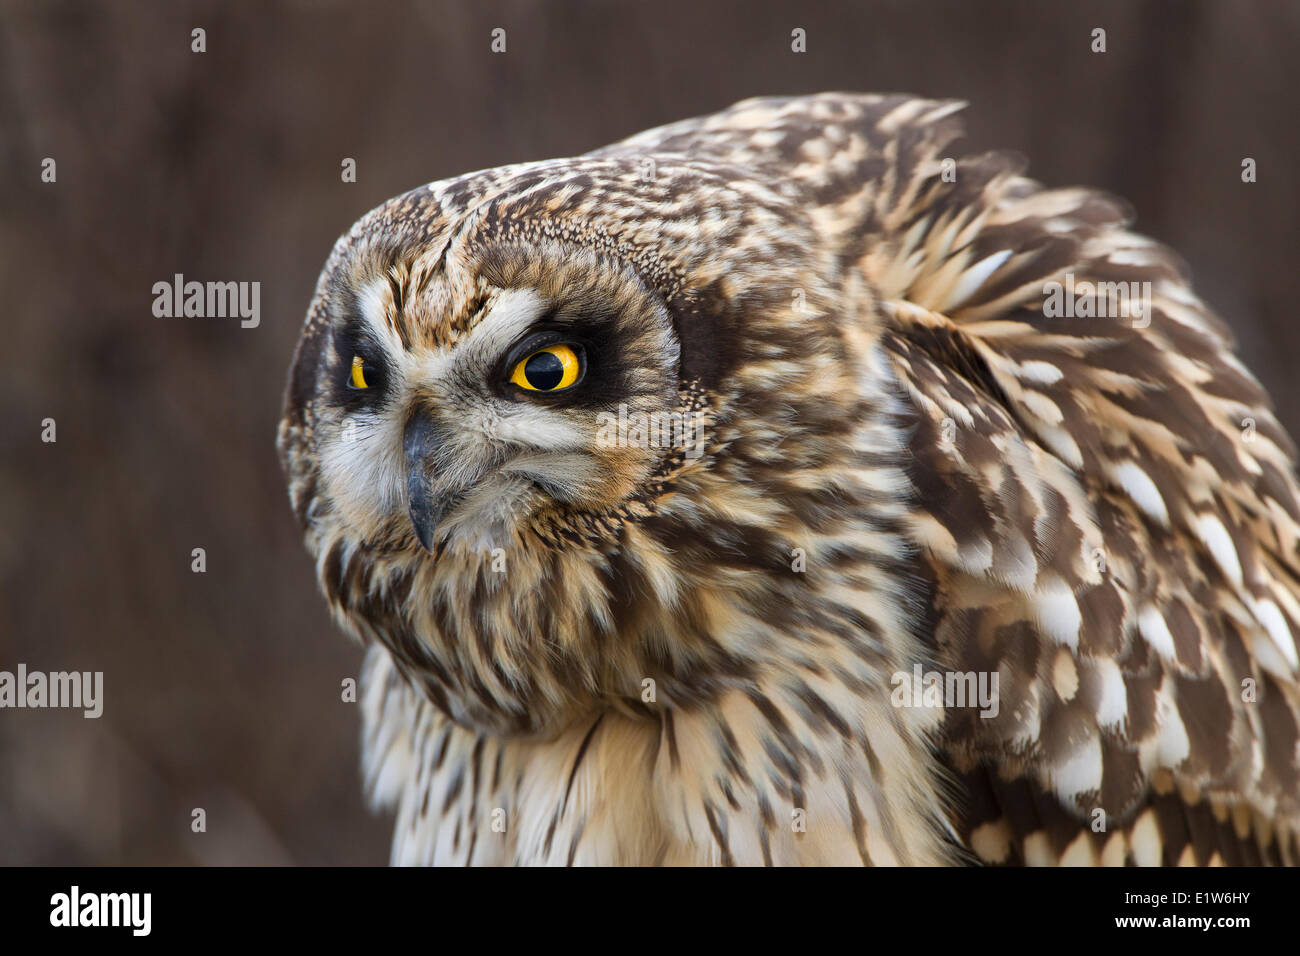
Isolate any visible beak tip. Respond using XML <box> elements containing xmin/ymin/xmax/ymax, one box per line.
<box><xmin>411</xmin><ymin>520</ymin><xmax>435</xmax><ymax>555</ymax></box>
<box><xmin>407</xmin><ymin>496</ymin><xmax>440</xmax><ymax>555</ymax></box>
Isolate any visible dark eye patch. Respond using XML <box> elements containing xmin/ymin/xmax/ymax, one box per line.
<box><xmin>329</xmin><ymin>322</ymin><xmax>391</xmax><ymax>409</ymax></box>
<box><xmin>496</xmin><ymin>314</ymin><xmax>657</xmax><ymax>409</ymax></box>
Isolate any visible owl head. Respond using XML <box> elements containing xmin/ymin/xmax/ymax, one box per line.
<box><xmin>278</xmin><ymin>156</ymin><xmax>891</xmax><ymax>735</ymax></box>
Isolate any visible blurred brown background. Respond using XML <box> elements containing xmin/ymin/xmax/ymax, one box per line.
<box><xmin>1</xmin><ymin>0</ymin><xmax>1297</xmax><ymax>865</ymax></box>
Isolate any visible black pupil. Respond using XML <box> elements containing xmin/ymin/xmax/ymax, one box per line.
<box><xmin>524</xmin><ymin>350</ymin><xmax>565</xmax><ymax>390</ymax></box>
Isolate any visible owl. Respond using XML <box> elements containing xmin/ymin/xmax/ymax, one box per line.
<box><xmin>278</xmin><ymin>93</ymin><xmax>1300</xmax><ymax>866</ymax></box>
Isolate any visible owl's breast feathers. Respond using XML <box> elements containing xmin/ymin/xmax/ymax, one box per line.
<box><xmin>286</xmin><ymin>94</ymin><xmax>1300</xmax><ymax>865</ymax></box>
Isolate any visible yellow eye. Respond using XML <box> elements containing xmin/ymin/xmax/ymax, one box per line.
<box><xmin>510</xmin><ymin>344</ymin><xmax>582</xmax><ymax>392</ymax></box>
<box><xmin>349</xmin><ymin>354</ymin><xmax>370</xmax><ymax>389</ymax></box>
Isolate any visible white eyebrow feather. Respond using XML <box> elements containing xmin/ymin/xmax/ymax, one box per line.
<box><xmin>357</xmin><ymin>277</ymin><xmax>408</xmax><ymax>357</ymax></box>
<box><xmin>461</xmin><ymin>288</ymin><xmax>550</xmax><ymax>364</ymax></box>
<box><xmin>403</xmin><ymin>287</ymin><xmax>550</xmax><ymax>384</ymax></box>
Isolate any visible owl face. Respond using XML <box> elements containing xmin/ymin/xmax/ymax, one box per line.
<box><xmin>306</xmin><ymin>237</ymin><xmax>685</xmax><ymax>556</ymax></box>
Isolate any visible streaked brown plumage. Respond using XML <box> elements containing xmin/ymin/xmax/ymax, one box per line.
<box><xmin>278</xmin><ymin>93</ymin><xmax>1300</xmax><ymax>865</ymax></box>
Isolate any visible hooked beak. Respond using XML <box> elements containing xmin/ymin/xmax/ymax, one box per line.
<box><xmin>403</xmin><ymin>413</ymin><xmax>453</xmax><ymax>554</ymax></box>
